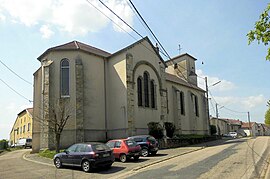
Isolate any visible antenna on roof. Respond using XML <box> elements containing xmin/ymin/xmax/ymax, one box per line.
<box><xmin>178</xmin><ymin>44</ymin><xmax>182</xmax><ymax>55</ymax></box>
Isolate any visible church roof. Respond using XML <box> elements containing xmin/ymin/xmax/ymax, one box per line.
<box><xmin>165</xmin><ymin>73</ymin><xmax>205</xmax><ymax>92</ymax></box>
<box><xmin>109</xmin><ymin>37</ymin><xmax>167</xmax><ymax>67</ymax></box>
<box><xmin>38</xmin><ymin>41</ymin><xmax>111</xmax><ymax>61</ymax></box>
<box><xmin>165</xmin><ymin>53</ymin><xmax>197</xmax><ymax>64</ymax></box>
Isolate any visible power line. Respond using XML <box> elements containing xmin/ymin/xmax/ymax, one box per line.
<box><xmin>0</xmin><ymin>59</ymin><xmax>32</xmax><ymax>85</ymax></box>
<box><xmin>98</xmin><ymin>0</ymin><xmax>143</xmax><ymax>39</ymax></box>
<box><xmin>85</xmin><ymin>0</ymin><xmax>165</xmax><ymax>60</ymax></box>
<box><xmin>128</xmin><ymin>0</ymin><xmax>171</xmax><ymax>60</ymax></box>
<box><xmin>0</xmin><ymin>77</ymin><xmax>32</xmax><ymax>103</ymax></box>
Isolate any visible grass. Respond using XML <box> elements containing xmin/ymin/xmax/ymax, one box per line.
<box><xmin>38</xmin><ymin>149</ymin><xmax>64</xmax><ymax>159</ymax></box>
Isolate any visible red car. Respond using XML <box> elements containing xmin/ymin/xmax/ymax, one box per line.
<box><xmin>106</xmin><ymin>139</ymin><xmax>141</xmax><ymax>162</ymax></box>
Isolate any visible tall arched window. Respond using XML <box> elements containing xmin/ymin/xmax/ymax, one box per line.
<box><xmin>137</xmin><ymin>77</ymin><xmax>143</xmax><ymax>106</ymax></box>
<box><xmin>150</xmin><ymin>80</ymin><xmax>156</xmax><ymax>108</ymax></box>
<box><xmin>143</xmin><ymin>72</ymin><xmax>149</xmax><ymax>107</ymax></box>
<box><xmin>180</xmin><ymin>91</ymin><xmax>185</xmax><ymax>115</ymax></box>
<box><xmin>61</xmin><ymin>59</ymin><xmax>70</xmax><ymax>96</ymax></box>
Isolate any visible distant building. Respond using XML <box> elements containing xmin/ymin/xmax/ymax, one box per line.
<box><xmin>240</xmin><ymin>122</ymin><xmax>259</xmax><ymax>136</ymax></box>
<box><xmin>9</xmin><ymin>108</ymin><xmax>33</xmax><ymax>146</ymax></box>
<box><xmin>210</xmin><ymin>117</ymin><xmax>229</xmax><ymax>135</ymax></box>
<box><xmin>210</xmin><ymin>117</ymin><xmax>242</xmax><ymax>135</ymax></box>
<box><xmin>32</xmin><ymin>37</ymin><xmax>209</xmax><ymax>152</ymax></box>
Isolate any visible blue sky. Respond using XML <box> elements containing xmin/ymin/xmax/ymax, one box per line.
<box><xmin>0</xmin><ymin>0</ymin><xmax>269</xmax><ymax>139</ymax></box>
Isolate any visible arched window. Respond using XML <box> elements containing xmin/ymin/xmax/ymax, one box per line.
<box><xmin>137</xmin><ymin>77</ymin><xmax>143</xmax><ymax>106</ymax></box>
<box><xmin>180</xmin><ymin>91</ymin><xmax>185</xmax><ymax>115</ymax></box>
<box><xmin>150</xmin><ymin>80</ymin><xmax>156</xmax><ymax>108</ymax></box>
<box><xmin>143</xmin><ymin>72</ymin><xmax>149</xmax><ymax>107</ymax></box>
<box><xmin>61</xmin><ymin>59</ymin><xmax>70</xmax><ymax>96</ymax></box>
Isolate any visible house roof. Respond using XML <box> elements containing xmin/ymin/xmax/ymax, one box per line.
<box><xmin>241</xmin><ymin>122</ymin><xmax>256</xmax><ymax>128</ymax></box>
<box><xmin>226</xmin><ymin>119</ymin><xmax>242</xmax><ymax>125</ymax></box>
<box><xmin>37</xmin><ymin>41</ymin><xmax>111</xmax><ymax>61</ymax></box>
<box><xmin>165</xmin><ymin>73</ymin><xmax>205</xmax><ymax>92</ymax></box>
<box><xmin>109</xmin><ymin>36</ymin><xmax>167</xmax><ymax>67</ymax></box>
<box><xmin>165</xmin><ymin>53</ymin><xmax>197</xmax><ymax>64</ymax></box>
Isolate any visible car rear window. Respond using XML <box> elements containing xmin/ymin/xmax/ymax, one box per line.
<box><xmin>92</xmin><ymin>144</ymin><xmax>110</xmax><ymax>151</ymax></box>
<box><xmin>133</xmin><ymin>138</ymin><xmax>143</xmax><ymax>142</ymax></box>
<box><xmin>26</xmin><ymin>139</ymin><xmax>32</xmax><ymax>142</ymax></box>
<box><xmin>124</xmin><ymin>139</ymin><xmax>137</xmax><ymax>147</ymax></box>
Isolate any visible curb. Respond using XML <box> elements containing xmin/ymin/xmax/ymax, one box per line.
<box><xmin>23</xmin><ymin>152</ymin><xmax>54</xmax><ymax>167</ymax></box>
<box><xmin>132</xmin><ymin>146</ymin><xmax>205</xmax><ymax>171</ymax></box>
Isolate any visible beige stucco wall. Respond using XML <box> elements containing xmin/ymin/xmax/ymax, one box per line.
<box><xmin>32</xmin><ymin>68</ymin><xmax>42</xmax><ymax>152</ymax></box>
<box><xmin>106</xmin><ymin>53</ymin><xmax>128</xmax><ymax>139</ymax></box>
<box><xmin>166</xmin><ymin>80</ymin><xmax>208</xmax><ymax>135</ymax></box>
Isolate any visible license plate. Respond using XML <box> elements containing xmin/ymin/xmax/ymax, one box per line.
<box><xmin>103</xmin><ymin>153</ymin><xmax>110</xmax><ymax>157</ymax></box>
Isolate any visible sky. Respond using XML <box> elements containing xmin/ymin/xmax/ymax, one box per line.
<box><xmin>0</xmin><ymin>0</ymin><xmax>269</xmax><ymax>140</ymax></box>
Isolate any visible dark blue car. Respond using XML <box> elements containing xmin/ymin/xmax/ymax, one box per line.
<box><xmin>53</xmin><ymin>142</ymin><xmax>115</xmax><ymax>172</ymax></box>
<box><xmin>128</xmin><ymin>135</ymin><xmax>158</xmax><ymax>157</ymax></box>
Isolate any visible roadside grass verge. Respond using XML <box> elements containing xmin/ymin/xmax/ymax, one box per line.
<box><xmin>39</xmin><ymin>149</ymin><xmax>64</xmax><ymax>159</ymax></box>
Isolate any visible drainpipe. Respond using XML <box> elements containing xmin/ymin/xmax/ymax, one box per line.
<box><xmin>104</xmin><ymin>59</ymin><xmax>108</xmax><ymax>140</ymax></box>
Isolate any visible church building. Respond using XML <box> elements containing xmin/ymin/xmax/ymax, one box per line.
<box><xmin>32</xmin><ymin>37</ymin><xmax>209</xmax><ymax>152</ymax></box>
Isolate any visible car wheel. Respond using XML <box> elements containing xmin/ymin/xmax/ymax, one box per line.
<box><xmin>54</xmin><ymin>157</ymin><xmax>62</xmax><ymax>168</ymax></box>
<box><xmin>82</xmin><ymin>160</ymin><xmax>92</xmax><ymax>172</ymax></box>
<box><xmin>151</xmin><ymin>151</ymin><xmax>157</xmax><ymax>155</ymax></box>
<box><xmin>134</xmin><ymin>156</ymin><xmax>139</xmax><ymax>160</ymax></box>
<box><xmin>119</xmin><ymin>154</ymin><xmax>127</xmax><ymax>163</ymax></box>
<box><xmin>141</xmin><ymin>148</ymin><xmax>149</xmax><ymax>157</ymax></box>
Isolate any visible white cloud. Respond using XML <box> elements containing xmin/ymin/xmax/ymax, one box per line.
<box><xmin>241</xmin><ymin>94</ymin><xmax>265</xmax><ymax>108</ymax></box>
<box><xmin>197</xmin><ymin>69</ymin><xmax>236</xmax><ymax>91</ymax></box>
<box><xmin>40</xmin><ymin>25</ymin><xmax>54</xmax><ymax>39</ymax></box>
<box><xmin>0</xmin><ymin>0</ymin><xmax>134</xmax><ymax>37</ymax></box>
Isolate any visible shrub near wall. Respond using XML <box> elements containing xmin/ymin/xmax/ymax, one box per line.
<box><xmin>0</xmin><ymin>140</ymin><xmax>9</xmax><ymax>150</ymax></box>
<box><xmin>147</xmin><ymin>122</ymin><xmax>164</xmax><ymax>139</ymax></box>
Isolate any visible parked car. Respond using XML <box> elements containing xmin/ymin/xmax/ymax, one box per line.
<box><xmin>15</xmin><ymin>138</ymin><xmax>32</xmax><ymax>148</ymax></box>
<box><xmin>128</xmin><ymin>135</ymin><xmax>158</xmax><ymax>157</ymax></box>
<box><xmin>53</xmin><ymin>143</ymin><xmax>114</xmax><ymax>172</ymax></box>
<box><xmin>228</xmin><ymin>132</ymin><xmax>238</xmax><ymax>138</ymax></box>
<box><xmin>106</xmin><ymin>139</ymin><xmax>141</xmax><ymax>162</ymax></box>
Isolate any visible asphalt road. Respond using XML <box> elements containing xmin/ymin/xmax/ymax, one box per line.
<box><xmin>124</xmin><ymin>136</ymin><xmax>270</xmax><ymax>179</ymax></box>
<box><xmin>1</xmin><ymin>137</ymin><xmax>269</xmax><ymax>179</ymax></box>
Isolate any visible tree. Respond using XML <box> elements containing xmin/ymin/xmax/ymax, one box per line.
<box><xmin>37</xmin><ymin>98</ymin><xmax>72</xmax><ymax>153</ymax></box>
<box><xmin>247</xmin><ymin>3</ymin><xmax>270</xmax><ymax>60</ymax></box>
<box><xmin>265</xmin><ymin>108</ymin><xmax>270</xmax><ymax>126</ymax></box>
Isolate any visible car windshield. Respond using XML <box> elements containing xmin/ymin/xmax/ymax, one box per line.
<box><xmin>124</xmin><ymin>139</ymin><xmax>137</xmax><ymax>147</ymax></box>
<box><xmin>92</xmin><ymin>144</ymin><xmax>110</xmax><ymax>151</ymax></box>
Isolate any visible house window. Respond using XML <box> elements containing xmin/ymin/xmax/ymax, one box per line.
<box><xmin>20</xmin><ymin>127</ymin><xmax>22</xmax><ymax>134</ymax></box>
<box><xmin>23</xmin><ymin>125</ymin><xmax>25</xmax><ymax>133</ymax></box>
<box><xmin>17</xmin><ymin>128</ymin><xmax>19</xmax><ymax>135</ymax></box>
<box><xmin>180</xmin><ymin>91</ymin><xmax>185</xmax><ymax>115</ymax></box>
<box><xmin>137</xmin><ymin>77</ymin><xmax>143</xmax><ymax>106</ymax></box>
<box><xmin>150</xmin><ymin>80</ymin><xmax>156</xmax><ymax>108</ymax></box>
<box><xmin>144</xmin><ymin>72</ymin><xmax>149</xmax><ymax>107</ymax></box>
<box><xmin>60</xmin><ymin>59</ymin><xmax>70</xmax><ymax>96</ymax></box>
<box><xmin>28</xmin><ymin>123</ymin><xmax>31</xmax><ymax>131</ymax></box>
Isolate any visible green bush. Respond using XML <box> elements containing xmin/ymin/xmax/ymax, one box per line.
<box><xmin>147</xmin><ymin>122</ymin><xmax>164</xmax><ymax>139</ymax></box>
<box><xmin>164</xmin><ymin>122</ymin><xmax>176</xmax><ymax>138</ymax></box>
<box><xmin>0</xmin><ymin>140</ymin><xmax>9</xmax><ymax>150</ymax></box>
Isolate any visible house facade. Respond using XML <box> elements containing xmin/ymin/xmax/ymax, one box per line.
<box><xmin>240</xmin><ymin>122</ymin><xmax>259</xmax><ymax>136</ymax></box>
<box><xmin>32</xmin><ymin>37</ymin><xmax>209</xmax><ymax>152</ymax></box>
<box><xmin>9</xmin><ymin>108</ymin><xmax>33</xmax><ymax>146</ymax></box>
<box><xmin>210</xmin><ymin>117</ymin><xmax>229</xmax><ymax>135</ymax></box>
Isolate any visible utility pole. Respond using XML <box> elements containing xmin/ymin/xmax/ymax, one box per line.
<box><xmin>248</xmin><ymin>111</ymin><xmax>252</xmax><ymax>137</ymax></box>
<box><xmin>205</xmin><ymin>77</ymin><xmax>210</xmax><ymax>135</ymax></box>
<box><xmin>216</xmin><ymin>103</ymin><xmax>219</xmax><ymax>118</ymax></box>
